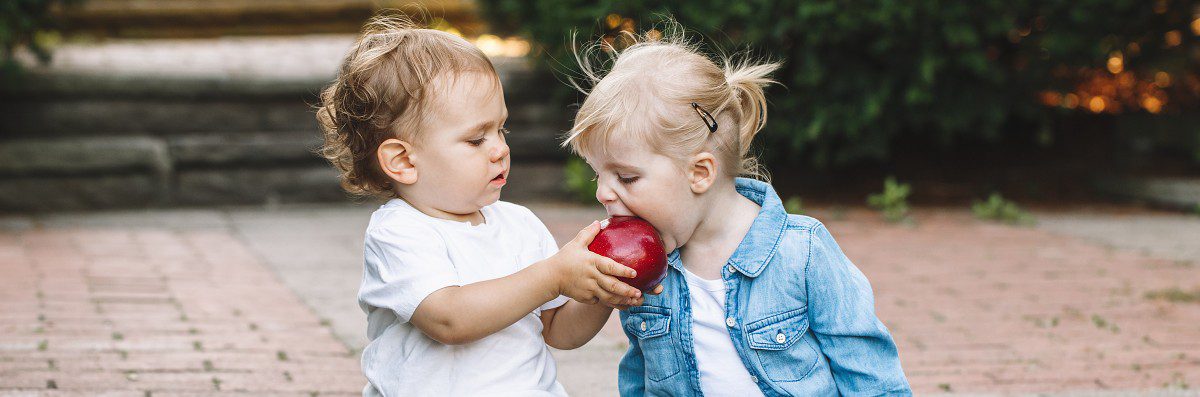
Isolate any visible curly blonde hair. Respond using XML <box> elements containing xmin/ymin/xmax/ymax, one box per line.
<box><xmin>563</xmin><ymin>22</ymin><xmax>779</xmax><ymax>181</ymax></box>
<box><xmin>316</xmin><ymin>15</ymin><xmax>497</xmax><ymax>197</ymax></box>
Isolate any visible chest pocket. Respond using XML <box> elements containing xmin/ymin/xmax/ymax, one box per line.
<box><xmin>745</xmin><ymin>308</ymin><xmax>819</xmax><ymax>382</ymax></box>
<box><xmin>623</xmin><ymin>306</ymin><xmax>681</xmax><ymax>382</ymax></box>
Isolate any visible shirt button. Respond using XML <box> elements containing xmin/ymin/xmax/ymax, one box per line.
<box><xmin>775</xmin><ymin>333</ymin><xmax>786</xmax><ymax>344</ymax></box>
<box><xmin>640</xmin><ymin>321</ymin><xmax>647</xmax><ymax>331</ymax></box>
<box><xmin>725</xmin><ymin>265</ymin><xmax>735</xmax><ymax>274</ymax></box>
<box><xmin>750</xmin><ymin>375</ymin><xmax>759</xmax><ymax>383</ymax></box>
<box><xmin>725</xmin><ymin>317</ymin><xmax>736</xmax><ymax>328</ymax></box>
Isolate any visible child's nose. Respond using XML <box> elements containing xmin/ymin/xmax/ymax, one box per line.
<box><xmin>490</xmin><ymin>141</ymin><xmax>510</xmax><ymax>162</ymax></box>
<box><xmin>595</xmin><ymin>183</ymin><xmax>617</xmax><ymax>204</ymax></box>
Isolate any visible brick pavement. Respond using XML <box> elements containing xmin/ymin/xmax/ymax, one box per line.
<box><xmin>2</xmin><ymin>204</ymin><xmax>1198</xmax><ymax>396</ymax></box>
<box><xmin>0</xmin><ymin>226</ymin><xmax>362</xmax><ymax>396</ymax></box>
<box><xmin>813</xmin><ymin>208</ymin><xmax>1200</xmax><ymax>394</ymax></box>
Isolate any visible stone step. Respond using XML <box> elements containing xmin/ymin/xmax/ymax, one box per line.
<box><xmin>0</xmin><ymin>125</ymin><xmax>568</xmax><ymax>210</ymax></box>
<box><xmin>1092</xmin><ymin>176</ymin><xmax>1200</xmax><ymax>212</ymax></box>
<box><xmin>0</xmin><ymin>126</ymin><xmax>563</xmax><ymax>170</ymax></box>
<box><xmin>0</xmin><ymin>160</ymin><xmax>570</xmax><ymax>211</ymax></box>
<box><xmin>0</xmin><ymin>136</ymin><xmax>171</xmax><ymax>176</ymax></box>
<box><xmin>1</xmin><ymin>63</ymin><xmax>565</xmax><ymax>137</ymax></box>
<box><xmin>55</xmin><ymin>0</ymin><xmax>484</xmax><ymax>39</ymax></box>
<box><xmin>0</xmin><ymin>174</ymin><xmax>164</xmax><ymax>211</ymax></box>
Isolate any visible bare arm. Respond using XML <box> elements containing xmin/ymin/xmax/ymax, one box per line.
<box><xmin>412</xmin><ymin>260</ymin><xmax>561</xmax><ymax>344</ymax></box>
<box><xmin>542</xmin><ymin>283</ymin><xmax>665</xmax><ymax>350</ymax></box>
<box><xmin>411</xmin><ymin>221</ymin><xmax>641</xmax><ymax>345</ymax></box>
<box><xmin>540</xmin><ymin>300</ymin><xmax>616</xmax><ymax>350</ymax></box>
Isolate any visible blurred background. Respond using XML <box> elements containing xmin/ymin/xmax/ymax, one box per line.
<box><xmin>1</xmin><ymin>0</ymin><xmax>1198</xmax><ymax>396</ymax></box>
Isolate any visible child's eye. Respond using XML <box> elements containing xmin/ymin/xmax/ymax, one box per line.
<box><xmin>617</xmin><ymin>175</ymin><xmax>639</xmax><ymax>184</ymax></box>
<box><xmin>499</xmin><ymin>127</ymin><xmax>510</xmax><ymax>135</ymax></box>
<box><xmin>467</xmin><ymin>137</ymin><xmax>486</xmax><ymax>146</ymax></box>
<box><xmin>589</xmin><ymin>173</ymin><xmax>598</xmax><ymax>182</ymax></box>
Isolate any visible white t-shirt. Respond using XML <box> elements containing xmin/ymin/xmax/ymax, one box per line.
<box><xmin>683</xmin><ymin>267</ymin><xmax>766</xmax><ymax>397</ymax></box>
<box><xmin>358</xmin><ymin>199</ymin><xmax>569</xmax><ymax>397</ymax></box>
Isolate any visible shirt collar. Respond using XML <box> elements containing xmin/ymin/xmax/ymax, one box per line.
<box><xmin>667</xmin><ymin>177</ymin><xmax>788</xmax><ymax>278</ymax></box>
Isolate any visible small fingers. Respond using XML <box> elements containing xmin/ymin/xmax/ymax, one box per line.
<box><xmin>610</xmin><ymin>295</ymin><xmax>645</xmax><ymax>309</ymax></box>
<box><xmin>597</xmin><ymin>274</ymin><xmax>641</xmax><ymax>299</ymax></box>
<box><xmin>569</xmin><ymin>221</ymin><xmax>603</xmax><ymax>247</ymax></box>
<box><xmin>597</xmin><ymin>257</ymin><xmax>636</xmax><ymax>279</ymax></box>
<box><xmin>647</xmin><ymin>284</ymin><xmax>665</xmax><ymax>295</ymax></box>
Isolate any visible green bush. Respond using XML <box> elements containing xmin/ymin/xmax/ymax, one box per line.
<box><xmin>867</xmin><ymin>176</ymin><xmax>911</xmax><ymax>223</ymax></box>
<box><xmin>1</xmin><ymin>0</ymin><xmax>75</xmax><ymax>81</ymax></box>
<box><xmin>479</xmin><ymin>0</ymin><xmax>1200</xmax><ymax>167</ymax></box>
<box><xmin>563</xmin><ymin>156</ymin><xmax>599</xmax><ymax>204</ymax></box>
<box><xmin>972</xmin><ymin>192</ymin><xmax>1035</xmax><ymax>225</ymax></box>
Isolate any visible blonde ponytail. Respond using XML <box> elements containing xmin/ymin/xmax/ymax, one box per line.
<box><xmin>724</xmin><ymin>59</ymin><xmax>780</xmax><ymax>179</ymax></box>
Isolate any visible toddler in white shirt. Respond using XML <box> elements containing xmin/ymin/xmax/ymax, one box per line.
<box><xmin>316</xmin><ymin>16</ymin><xmax>646</xmax><ymax>396</ymax></box>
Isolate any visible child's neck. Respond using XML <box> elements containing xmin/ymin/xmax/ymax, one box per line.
<box><xmin>679</xmin><ymin>183</ymin><xmax>760</xmax><ymax>280</ymax></box>
<box><xmin>400</xmin><ymin>196</ymin><xmax>486</xmax><ymax>226</ymax></box>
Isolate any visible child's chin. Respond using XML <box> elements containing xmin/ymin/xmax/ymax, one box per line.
<box><xmin>481</xmin><ymin>191</ymin><xmax>502</xmax><ymax>205</ymax></box>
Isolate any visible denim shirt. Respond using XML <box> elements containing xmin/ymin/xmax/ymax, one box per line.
<box><xmin>617</xmin><ymin>178</ymin><xmax>912</xmax><ymax>396</ymax></box>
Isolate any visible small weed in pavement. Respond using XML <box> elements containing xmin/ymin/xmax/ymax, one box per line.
<box><xmin>1146</xmin><ymin>287</ymin><xmax>1200</xmax><ymax>303</ymax></box>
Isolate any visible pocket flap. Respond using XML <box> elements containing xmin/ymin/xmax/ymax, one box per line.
<box><xmin>745</xmin><ymin>308</ymin><xmax>808</xmax><ymax>351</ymax></box>
<box><xmin>624</xmin><ymin>306</ymin><xmax>671</xmax><ymax>339</ymax></box>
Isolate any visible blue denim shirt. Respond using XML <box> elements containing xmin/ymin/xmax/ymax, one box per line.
<box><xmin>617</xmin><ymin>178</ymin><xmax>911</xmax><ymax>396</ymax></box>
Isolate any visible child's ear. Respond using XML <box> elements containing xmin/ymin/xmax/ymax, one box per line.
<box><xmin>377</xmin><ymin>138</ymin><xmax>418</xmax><ymax>185</ymax></box>
<box><xmin>687</xmin><ymin>152</ymin><xmax>718</xmax><ymax>194</ymax></box>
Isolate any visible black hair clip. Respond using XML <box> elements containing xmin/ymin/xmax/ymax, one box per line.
<box><xmin>691</xmin><ymin>102</ymin><xmax>718</xmax><ymax>133</ymax></box>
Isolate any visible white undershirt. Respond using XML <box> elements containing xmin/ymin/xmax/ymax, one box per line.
<box><xmin>682</xmin><ymin>267</ymin><xmax>766</xmax><ymax>397</ymax></box>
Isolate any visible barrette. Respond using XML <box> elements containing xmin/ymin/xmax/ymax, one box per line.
<box><xmin>691</xmin><ymin>102</ymin><xmax>718</xmax><ymax>133</ymax></box>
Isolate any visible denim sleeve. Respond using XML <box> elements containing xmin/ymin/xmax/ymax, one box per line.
<box><xmin>616</xmin><ymin>312</ymin><xmax>646</xmax><ymax>397</ymax></box>
<box><xmin>805</xmin><ymin>223</ymin><xmax>912</xmax><ymax>396</ymax></box>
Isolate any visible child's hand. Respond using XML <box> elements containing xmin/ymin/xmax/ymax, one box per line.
<box><xmin>548</xmin><ymin>221</ymin><xmax>644</xmax><ymax>308</ymax></box>
<box><xmin>609</xmin><ymin>284</ymin><xmax>663</xmax><ymax>311</ymax></box>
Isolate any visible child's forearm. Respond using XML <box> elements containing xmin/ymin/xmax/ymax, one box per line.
<box><xmin>541</xmin><ymin>300</ymin><xmax>614</xmax><ymax>350</ymax></box>
<box><xmin>410</xmin><ymin>259</ymin><xmax>560</xmax><ymax>345</ymax></box>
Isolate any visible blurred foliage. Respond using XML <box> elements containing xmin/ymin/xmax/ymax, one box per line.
<box><xmin>867</xmin><ymin>176</ymin><xmax>911</xmax><ymax>222</ymax></box>
<box><xmin>972</xmin><ymin>192</ymin><xmax>1036</xmax><ymax>225</ymax></box>
<box><xmin>1</xmin><ymin>0</ymin><xmax>75</xmax><ymax>82</ymax></box>
<box><xmin>784</xmin><ymin>196</ymin><xmax>804</xmax><ymax>214</ymax></box>
<box><xmin>563</xmin><ymin>156</ymin><xmax>599</xmax><ymax>203</ymax></box>
<box><xmin>479</xmin><ymin>0</ymin><xmax>1200</xmax><ymax>167</ymax></box>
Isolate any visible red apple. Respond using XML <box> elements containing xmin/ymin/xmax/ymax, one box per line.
<box><xmin>587</xmin><ymin>216</ymin><xmax>668</xmax><ymax>292</ymax></box>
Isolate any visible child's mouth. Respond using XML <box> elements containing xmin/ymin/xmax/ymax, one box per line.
<box><xmin>490</xmin><ymin>172</ymin><xmax>507</xmax><ymax>186</ymax></box>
